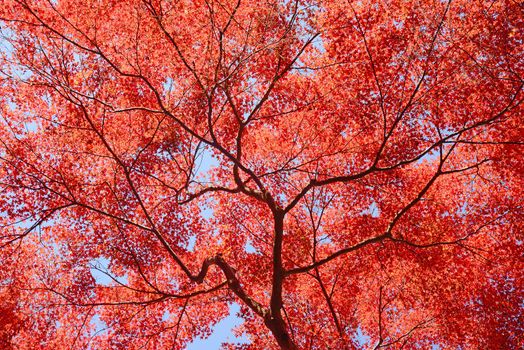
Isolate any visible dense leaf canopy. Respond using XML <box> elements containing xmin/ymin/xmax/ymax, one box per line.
<box><xmin>0</xmin><ymin>0</ymin><xmax>522</xmax><ymax>349</ymax></box>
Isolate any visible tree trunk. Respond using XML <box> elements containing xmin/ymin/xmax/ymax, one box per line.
<box><xmin>265</xmin><ymin>316</ymin><xmax>298</xmax><ymax>350</ymax></box>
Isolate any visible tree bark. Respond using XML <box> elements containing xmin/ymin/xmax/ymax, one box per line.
<box><xmin>267</xmin><ymin>210</ymin><xmax>298</xmax><ymax>349</ymax></box>
<box><xmin>265</xmin><ymin>316</ymin><xmax>298</xmax><ymax>350</ymax></box>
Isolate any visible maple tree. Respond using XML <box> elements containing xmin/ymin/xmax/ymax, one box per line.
<box><xmin>0</xmin><ymin>0</ymin><xmax>523</xmax><ymax>348</ymax></box>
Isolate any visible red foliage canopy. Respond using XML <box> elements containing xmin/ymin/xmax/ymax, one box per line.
<box><xmin>0</xmin><ymin>0</ymin><xmax>522</xmax><ymax>349</ymax></box>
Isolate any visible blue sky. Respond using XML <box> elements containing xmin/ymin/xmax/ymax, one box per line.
<box><xmin>186</xmin><ymin>304</ymin><xmax>248</xmax><ymax>349</ymax></box>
